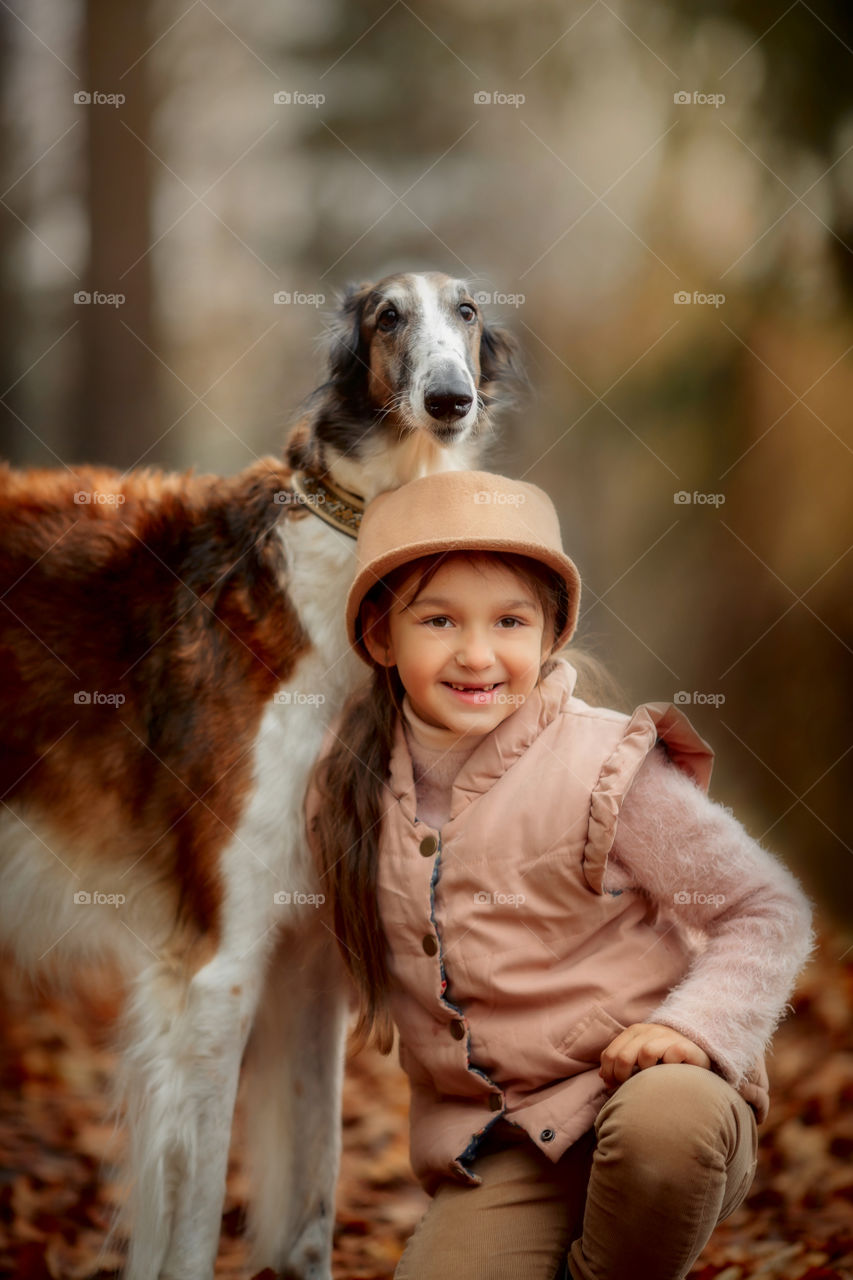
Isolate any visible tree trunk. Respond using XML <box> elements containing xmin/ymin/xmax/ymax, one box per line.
<box><xmin>72</xmin><ymin>0</ymin><xmax>162</xmax><ymax>469</ymax></box>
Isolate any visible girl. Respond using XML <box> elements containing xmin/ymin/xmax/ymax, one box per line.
<box><xmin>305</xmin><ymin>469</ymin><xmax>814</xmax><ymax>1280</ymax></box>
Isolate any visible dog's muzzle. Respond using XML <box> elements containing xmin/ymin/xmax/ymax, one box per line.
<box><xmin>423</xmin><ymin>361</ymin><xmax>474</xmax><ymax>422</ymax></box>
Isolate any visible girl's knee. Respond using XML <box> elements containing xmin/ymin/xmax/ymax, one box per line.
<box><xmin>599</xmin><ymin>1061</ymin><xmax>735</xmax><ymax>1116</ymax></box>
<box><xmin>595</xmin><ymin>1064</ymin><xmax>753</xmax><ymax>1167</ymax></box>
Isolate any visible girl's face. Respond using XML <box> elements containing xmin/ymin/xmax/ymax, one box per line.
<box><xmin>363</xmin><ymin>557</ymin><xmax>551</xmax><ymax>738</ymax></box>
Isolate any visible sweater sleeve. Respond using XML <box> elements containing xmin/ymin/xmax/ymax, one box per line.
<box><xmin>604</xmin><ymin>744</ymin><xmax>816</xmax><ymax>1087</ymax></box>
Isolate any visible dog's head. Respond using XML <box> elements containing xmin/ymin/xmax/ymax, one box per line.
<box><xmin>287</xmin><ymin>271</ymin><xmax>525</xmax><ymax>474</ymax></box>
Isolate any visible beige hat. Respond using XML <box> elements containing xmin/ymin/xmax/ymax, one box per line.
<box><xmin>346</xmin><ymin>470</ymin><xmax>582</xmax><ymax>666</ymax></box>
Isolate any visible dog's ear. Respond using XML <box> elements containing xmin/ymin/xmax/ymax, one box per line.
<box><xmin>325</xmin><ymin>280</ymin><xmax>374</xmax><ymax>390</ymax></box>
<box><xmin>286</xmin><ymin>280</ymin><xmax>376</xmax><ymax>469</ymax></box>
<box><xmin>283</xmin><ymin>415</ymin><xmax>315</xmax><ymax>472</ymax></box>
<box><xmin>478</xmin><ymin>321</ymin><xmax>528</xmax><ymax>407</ymax></box>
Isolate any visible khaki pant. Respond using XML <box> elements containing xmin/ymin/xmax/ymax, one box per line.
<box><xmin>395</xmin><ymin>1064</ymin><xmax>758</xmax><ymax>1280</ymax></box>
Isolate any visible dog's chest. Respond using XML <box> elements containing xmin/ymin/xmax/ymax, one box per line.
<box><xmin>227</xmin><ymin>516</ymin><xmax>367</xmax><ymax>889</ymax></box>
<box><xmin>277</xmin><ymin>511</ymin><xmax>364</xmax><ymax>701</ymax></box>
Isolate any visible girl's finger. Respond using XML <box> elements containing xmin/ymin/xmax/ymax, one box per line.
<box><xmin>661</xmin><ymin>1041</ymin><xmax>711</xmax><ymax>1069</ymax></box>
<box><xmin>606</xmin><ymin>1039</ymin><xmax>644</xmax><ymax>1085</ymax></box>
<box><xmin>636</xmin><ymin>1039</ymin><xmax>676</xmax><ymax>1070</ymax></box>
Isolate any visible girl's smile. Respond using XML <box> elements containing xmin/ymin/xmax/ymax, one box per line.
<box><xmin>441</xmin><ymin>680</ymin><xmax>504</xmax><ymax>704</ymax></box>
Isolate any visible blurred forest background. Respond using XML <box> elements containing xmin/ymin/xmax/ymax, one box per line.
<box><xmin>0</xmin><ymin>0</ymin><xmax>851</xmax><ymax>1277</ymax></box>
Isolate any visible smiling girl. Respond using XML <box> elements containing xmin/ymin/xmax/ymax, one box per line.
<box><xmin>305</xmin><ymin>469</ymin><xmax>813</xmax><ymax>1280</ymax></box>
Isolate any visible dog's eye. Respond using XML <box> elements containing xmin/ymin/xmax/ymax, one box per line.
<box><xmin>377</xmin><ymin>307</ymin><xmax>399</xmax><ymax>332</ymax></box>
<box><xmin>459</xmin><ymin>303</ymin><xmax>477</xmax><ymax>322</ymax></box>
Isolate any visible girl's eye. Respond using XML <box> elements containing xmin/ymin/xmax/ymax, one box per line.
<box><xmin>377</xmin><ymin>307</ymin><xmax>399</xmax><ymax>332</ymax></box>
<box><xmin>421</xmin><ymin>616</ymin><xmax>524</xmax><ymax>629</ymax></box>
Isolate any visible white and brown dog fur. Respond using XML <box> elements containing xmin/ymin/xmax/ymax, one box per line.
<box><xmin>0</xmin><ymin>272</ymin><xmax>522</xmax><ymax>1279</ymax></box>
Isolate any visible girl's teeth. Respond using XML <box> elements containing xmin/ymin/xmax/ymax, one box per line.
<box><xmin>450</xmin><ymin>683</ymin><xmax>495</xmax><ymax>691</ymax></box>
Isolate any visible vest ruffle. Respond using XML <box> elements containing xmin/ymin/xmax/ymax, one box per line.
<box><xmin>584</xmin><ymin>701</ymin><xmax>714</xmax><ymax>893</ymax></box>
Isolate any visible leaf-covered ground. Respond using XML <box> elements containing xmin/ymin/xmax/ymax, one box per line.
<box><xmin>0</xmin><ymin>931</ymin><xmax>851</xmax><ymax>1280</ymax></box>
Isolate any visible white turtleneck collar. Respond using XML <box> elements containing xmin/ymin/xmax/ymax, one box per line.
<box><xmin>399</xmin><ymin>693</ymin><xmax>486</xmax><ymax>823</ymax></box>
<box><xmin>400</xmin><ymin>692</ymin><xmax>490</xmax><ymax>756</ymax></box>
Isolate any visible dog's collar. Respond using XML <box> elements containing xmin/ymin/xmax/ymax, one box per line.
<box><xmin>290</xmin><ymin>471</ymin><xmax>366</xmax><ymax>539</ymax></box>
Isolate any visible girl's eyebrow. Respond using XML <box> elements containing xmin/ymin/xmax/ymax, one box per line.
<box><xmin>411</xmin><ymin>596</ymin><xmax>538</xmax><ymax>610</ymax></box>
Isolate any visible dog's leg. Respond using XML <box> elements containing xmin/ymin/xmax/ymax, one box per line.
<box><xmin>116</xmin><ymin>950</ymin><xmax>265</xmax><ymax>1280</ymax></box>
<box><xmin>243</xmin><ymin>921</ymin><xmax>350</xmax><ymax>1280</ymax></box>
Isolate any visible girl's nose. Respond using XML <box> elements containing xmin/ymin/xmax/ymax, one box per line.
<box><xmin>456</xmin><ymin>633</ymin><xmax>495</xmax><ymax>669</ymax></box>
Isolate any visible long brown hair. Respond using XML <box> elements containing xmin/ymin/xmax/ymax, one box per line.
<box><xmin>308</xmin><ymin>550</ymin><xmax>626</xmax><ymax>1055</ymax></box>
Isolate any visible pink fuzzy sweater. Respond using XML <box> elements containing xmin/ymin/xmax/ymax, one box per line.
<box><xmin>400</xmin><ymin>694</ymin><xmax>815</xmax><ymax>1089</ymax></box>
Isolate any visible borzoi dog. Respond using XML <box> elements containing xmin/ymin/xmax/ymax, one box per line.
<box><xmin>0</xmin><ymin>271</ymin><xmax>521</xmax><ymax>1278</ymax></box>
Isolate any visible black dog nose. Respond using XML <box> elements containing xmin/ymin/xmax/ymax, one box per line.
<box><xmin>425</xmin><ymin>389</ymin><xmax>474</xmax><ymax>421</ymax></box>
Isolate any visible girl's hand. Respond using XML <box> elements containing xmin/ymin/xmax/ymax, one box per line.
<box><xmin>599</xmin><ymin>1022</ymin><xmax>711</xmax><ymax>1089</ymax></box>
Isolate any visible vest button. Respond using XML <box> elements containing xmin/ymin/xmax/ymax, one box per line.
<box><xmin>540</xmin><ymin>1128</ymin><xmax>556</xmax><ymax>1142</ymax></box>
<box><xmin>450</xmin><ymin>1018</ymin><xmax>465</xmax><ymax>1040</ymax></box>
<box><xmin>489</xmin><ymin>1094</ymin><xmax>503</xmax><ymax>1112</ymax></box>
<box><xmin>422</xmin><ymin>935</ymin><xmax>438</xmax><ymax>956</ymax></box>
<box><xmin>419</xmin><ymin>835</ymin><xmax>438</xmax><ymax>857</ymax></box>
